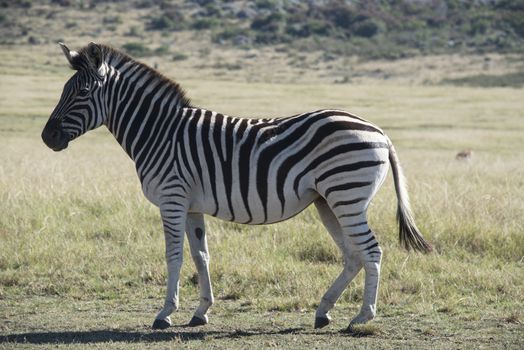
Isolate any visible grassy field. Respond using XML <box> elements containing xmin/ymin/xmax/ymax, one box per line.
<box><xmin>1</xmin><ymin>46</ymin><xmax>523</xmax><ymax>349</ymax></box>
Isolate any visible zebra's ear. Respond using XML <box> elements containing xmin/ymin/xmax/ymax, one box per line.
<box><xmin>58</xmin><ymin>42</ymin><xmax>80</xmax><ymax>69</ymax></box>
<box><xmin>86</xmin><ymin>42</ymin><xmax>107</xmax><ymax>79</ymax></box>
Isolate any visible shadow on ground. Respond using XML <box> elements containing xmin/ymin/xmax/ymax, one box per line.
<box><xmin>0</xmin><ymin>327</ymin><xmax>322</xmax><ymax>344</ymax></box>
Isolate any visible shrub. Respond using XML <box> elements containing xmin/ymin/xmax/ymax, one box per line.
<box><xmin>255</xmin><ymin>0</ymin><xmax>278</xmax><ymax>10</ymax></box>
<box><xmin>195</xmin><ymin>0</ymin><xmax>214</xmax><ymax>6</ymax></box>
<box><xmin>469</xmin><ymin>17</ymin><xmax>490</xmax><ymax>36</ymax></box>
<box><xmin>254</xmin><ymin>31</ymin><xmax>288</xmax><ymax>44</ymax></box>
<box><xmin>122</xmin><ymin>42</ymin><xmax>151</xmax><ymax>57</ymax></box>
<box><xmin>203</xmin><ymin>3</ymin><xmax>222</xmax><ymax>17</ymax></box>
<box><xmin>126</xmin><ymin>26</ymin><xmax>142</xmax><ymax>37</ymax></box>
<box><xmin>212</xmin><ymin>62</ymin><xmax>242</xmax><ymax>71</ymax></box>
<box><xmin>402</xmin><ymin>18</ymin><xmax>426</xmax><ymax>31</ymax></box>
<box><xmin>285</xmin><ymin>23</ymin><xmax>309</xmax><ymax>38</ymax></box>
<box><xmin>172</xmin><ymin>53</ymin><xmax>188</xmax><ymax>61</ymax></box>
<box><xmin>322</xmin><ymin>1</ymin><xmax>356</xmax><ymax>30</ymax></box>
<box><xmin>103</xmin><ymin>16</ymin><xmax>121</xmax><ymax>25</ymax></box>
<box><xmin>148</xmin><ymin>15</ymin><xmax>172</xmax><ymax>30</ymax></box>
<box><xmin>505</xmin><ymin>12</ymin><xmax>524</xmax><ymax>37</ymax></box>
<box><xmin>212</xmin><ymin>25</ymin><xmax>246</xmax><ymax>43</ymax></box>
<box><xmin>307</xmin><ymin>20</ymin><xmax>331</xmax><ymax>36</ymax></box>
<box><xmin>147</xmin><ymin>12</ymin><xmax>187</xmax><ymax>31</ymax></box>
<box><xmin>251</xmin><ymin>12</ymin><xmax>285</xmax><ymax>33</ymax></box>
<box><xmin>495</xmin><ymin>0</ymin><xmax>524</xmax><ymax>11</ymax></box>
<box><xmin>136</xmin><ymin>0</ymin><xmax>158</xmax><ymax>8</ymax></box>
<box><xmin>192</xmin><ymin>18</ymin><xmax>220</xmax><ymax>30</ymax></box>
<box><xmin>51</xmin><ymin>0</ymin><xmax>71</xmax><ymax>6</ymax></box>
<box><xmin>353</xmin><ymin>19</ymin><xmax>382</xmax><ymax>38</ymax></box>
<box><xmin>15</xmin><ymin>0</ymin><xmax>32</xmax><ymax>7</ymax></box>
<box><xmin>443</xmin><ymin>72</ymin><xmax>524</xmax><ymax>87</ymax></box>
<box><xmin>154</xmin><ymin>45</ymin><xmax>169</xmax><ymax>56</ymax></box>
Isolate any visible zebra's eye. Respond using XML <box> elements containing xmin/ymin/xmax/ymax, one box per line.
<box><xmin>78</xmin><ymin>87</ymin><xmax>90</xmax><ymax>96</ymax></box>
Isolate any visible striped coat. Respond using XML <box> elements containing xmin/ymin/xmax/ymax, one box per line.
<box><xmin>42</xmin><ymin>43</ymin><xmax>431</xmax><ymax>332</ymax></box>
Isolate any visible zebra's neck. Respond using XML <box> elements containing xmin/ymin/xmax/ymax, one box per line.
<box><xmin>103</xmin><ymin>50</ymin><xmax>191</xmax><ymax>162</ymax></box>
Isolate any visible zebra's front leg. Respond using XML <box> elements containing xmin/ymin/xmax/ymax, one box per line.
<box><xmin>185</xmin><ymin>213</ymin><xmax>214</xmax><ymax>327</ymax></box>
<box><xmin>152</xmin><ymin>206</ymin><xmax>187</xmax><ymax>330</ymax></box>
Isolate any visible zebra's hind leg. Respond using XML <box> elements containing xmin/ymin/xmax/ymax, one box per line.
<box><xmin>185</xmin><ymin>213</ymin><xmax>214</xmax><ymax>327</ymax></box>
<box><xmin>337</xmin><ymin>214</ymin><xmax>383</xmax><ymax>330</ymax></box>
<box><xmin>313</xmin><ymin>199</ymin><xmax>363</xmax><ymax>329</ymax></box>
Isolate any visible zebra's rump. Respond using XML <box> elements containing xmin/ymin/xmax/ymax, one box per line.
<box><xmin>179</xmin><ymin>109</ymin><xmax>390</xmax><ymax>225</ymax></box>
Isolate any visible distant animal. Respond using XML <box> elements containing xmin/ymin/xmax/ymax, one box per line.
<box><xmin>42</xmin><ymin>42</ymin><xmax>431</xmax><ymax>332</ymax></box>
<box><xmin>456</xmin><ymin>149</ymin><xmax>473</xmax><ymax>161</ymax></box>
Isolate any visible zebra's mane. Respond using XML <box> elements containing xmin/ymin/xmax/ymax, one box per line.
<box><xmin>73</xmin><ymin>43</ymin><xmax>192</xmax><ymax>108</ymax></box>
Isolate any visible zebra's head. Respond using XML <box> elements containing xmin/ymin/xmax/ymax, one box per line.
<box><xmin>42</xmin><ymin>42</ymin><xmax>108</xmax><ymax>151</ymax></box>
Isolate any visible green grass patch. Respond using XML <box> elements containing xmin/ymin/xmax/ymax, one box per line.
<box><xmin>347</xmin><ymin>323</ymin><xmax>382</xmax><ymax>337</ymax></box>
<box><xmin>0</xmin><ymin>66</ymin><xmax>523</xmax><ymax>348</ymax></box>
<box><xmin>442</xmin><ymin>71</ymin><xmax>524</xmax><ymax>88</ymax></box>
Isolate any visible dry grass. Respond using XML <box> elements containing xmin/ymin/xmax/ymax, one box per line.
<box><xmin>1</xmin><ymin>44</ymin><xmax>523</xmax><ymax>348</ymax></box>
<box><xmin>346</xmin><ymin>323</ymin><xmax>382</xmax><ymax>337</ymax></box>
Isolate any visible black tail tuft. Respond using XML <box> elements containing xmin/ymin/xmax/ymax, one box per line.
<box><xmin>398</xmin><ymin>204</ymin><xmax>433</xmax><ymax>253</ymax></box>
<box><xmin>388</xmin><ymin>139</ymin><xmax>432</xmax><ymax>254</ymax></box>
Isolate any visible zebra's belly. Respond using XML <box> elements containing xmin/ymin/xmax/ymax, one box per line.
<box><xmin>192</xmin><ymin>188</ymin><xmax>320</xmax><ymax>225</ymax></box>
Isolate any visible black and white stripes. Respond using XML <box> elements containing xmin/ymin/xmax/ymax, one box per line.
<box><xmin>42</xmin><ymin>43</ymin><xmax>431</xmax><ymax>332</ymax></box>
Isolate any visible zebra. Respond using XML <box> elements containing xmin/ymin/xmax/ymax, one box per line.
<box><xmin>41</xmin><ymin>42</ymin><xmax>431</xmax><ymax>332</ymax></box>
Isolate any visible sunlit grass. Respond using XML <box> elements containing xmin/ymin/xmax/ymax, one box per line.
<box><xmin>0</xmin><ymin>57</ymin><xmax>523</xmax><ymax>350</ymax></box>
<box><xmin>1</xmin><ymin>78</ymin><xmax>523</xmax><ymax>317</ymax></box>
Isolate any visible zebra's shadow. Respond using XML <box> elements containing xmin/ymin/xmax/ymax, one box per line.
<box><xmin>0</xmin><ymin>327</ymin><xmax>316</xmax><ymax>344</ymax></box>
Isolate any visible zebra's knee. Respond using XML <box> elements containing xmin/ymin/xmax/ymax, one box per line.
<box><xmin>166</xmin><ymin>255</ymin><xmax>184</xmax><ymax>271</ymax></box>
<box><xmin>362</xmin><ymin>242</ymin><xmax>382</xmax><ymax>265</ymax></box>
<box><xmin>192</xmin><ymin>252</ymin><xmax>210</xmax><ymax>271</ymax></box>
<box><xmin>342</xmin><ymin>255</ymin><xmax>362</xmax><ymax>277</ymax></box>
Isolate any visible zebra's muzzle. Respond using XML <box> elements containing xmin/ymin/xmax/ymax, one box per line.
<box><xmin>42</xmin><ymin>122</ymin><xmax>69</xmax><ymax>152</ymax></box>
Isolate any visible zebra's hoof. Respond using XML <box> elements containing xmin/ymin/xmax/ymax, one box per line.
<box><xmin>188</xmin><ymin>315</ymin><xmax>207</xmax><ymax>327</ymax></box>
<box><xmin>314</xmin><ymin>316</ymin><xmax>330</xmax><ymax>329</ymax></box>
<box><xmin>343</xmin><ymin>324</ymin><xmax>355</xmax><ymax>334</ymax></box>
<box><xmin>152</xmin><ymin>318</ymin><xmax>171</xmax><ymax>330</ymax></box>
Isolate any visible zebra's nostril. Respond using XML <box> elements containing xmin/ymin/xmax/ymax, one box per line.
<box><xmin>51</xmin><ymin>130</ymin><xmax>60</xmax><ymax>140</ymax></box>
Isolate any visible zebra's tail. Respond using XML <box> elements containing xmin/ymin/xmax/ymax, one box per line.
<box><xmin>387</xmin><ymin>138</ymin><xmax>432</xmax><ymax>253</ymax></box>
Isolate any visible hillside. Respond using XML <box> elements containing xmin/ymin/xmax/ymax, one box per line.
<box><xmin>1</xmin><ymin>0</ymin><xmax>524</xmax><ymax>86</ymax></box>
<box><xmin>3</xmin><ymin>0</ymin><xmax>524</xmax><ymax>56</ymax></box>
